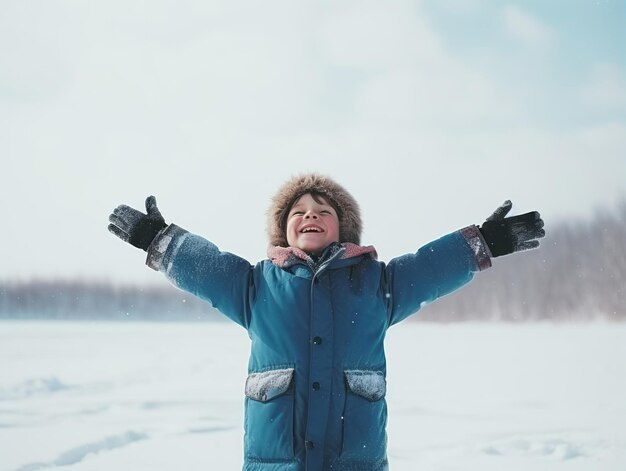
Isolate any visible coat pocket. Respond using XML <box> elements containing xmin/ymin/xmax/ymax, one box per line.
<box><xmin>341</xmin><ymin>369</ymin><xmax>388</xmax><ymax>460</ymax></box>
<box><xmin>244</xmin><ymin>368</ymin><xmax>295</xmax><ymax>460</ymax></box>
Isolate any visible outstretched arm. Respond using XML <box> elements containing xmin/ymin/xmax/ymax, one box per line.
<box><xmin>108</xmin><ymin>196</ymin><xmax>256</xmax><ymax>328</ymax></box>
<box><xmin>385</xmin><ymin>200</ymin><xmax>545</xmax><ymax>325</ymax></box>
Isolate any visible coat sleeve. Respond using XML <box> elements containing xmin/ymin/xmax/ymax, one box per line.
<box><xmin>384</xmin><ymin>225</ymin><xmax>492</xmax><ymax>326</ymax></box>
<box><xmin>145</xmin><ymin>224</ymin><xmax>258</xmax><ymax>329</ymax></box>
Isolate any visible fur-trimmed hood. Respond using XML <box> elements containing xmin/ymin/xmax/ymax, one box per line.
<box><xmin>267</xmin><ymin>173</ymin><xmax>362</xmax><ymax>247</ymax></box>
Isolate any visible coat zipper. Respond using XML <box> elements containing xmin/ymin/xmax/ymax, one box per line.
<box><xmin>305</xmin><ymin>246</ymin><xmax>345</xmax><ymax>471</ymax></box>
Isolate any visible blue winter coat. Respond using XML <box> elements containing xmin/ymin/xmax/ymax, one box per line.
<box><xmin>146</xmin><ymin>224</ymin><xmax>491</xmax><ymax>470</ymax></box>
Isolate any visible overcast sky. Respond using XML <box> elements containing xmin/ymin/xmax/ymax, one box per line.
<box><xmin>2</xmin><ymin>0</ymin><xmax>625</xmax><ymax>284</ymax></box>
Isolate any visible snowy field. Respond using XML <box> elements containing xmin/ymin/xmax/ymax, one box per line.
<box><xmin>1</xmin><ymin>321</ymin><xmax>625</xmax><ymax>471</ymax></box>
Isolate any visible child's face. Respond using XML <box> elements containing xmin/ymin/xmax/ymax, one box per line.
<box><xmin>286</xmin><ymin>193</ymin><xmax>340</xmax><ymax>254</ymax></box>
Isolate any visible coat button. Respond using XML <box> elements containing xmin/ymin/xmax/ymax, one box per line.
<box><xmin>305</xmin><ymin>440</ymin><xmax>315</xmax><ymax>449</ymax></box>
<box><xmin>312</xmin><ymin>381</ymin><xmax>320</xmax><ymax>391</ymax></box>
<box><xmin>312</xmin><ymin>336</ymin><xmax>322</xmax><ymax>345</ymax></box>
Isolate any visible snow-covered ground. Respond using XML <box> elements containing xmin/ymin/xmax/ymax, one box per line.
<box><xmin>1</xmin><ymin>321</ymin><xmax>625</xmax><ymax>471</ymax></box>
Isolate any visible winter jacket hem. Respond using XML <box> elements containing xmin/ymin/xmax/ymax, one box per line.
<box><xmin>242</xmin><ymin>459</ymin><xmax>301</xmax><ymax>471</ymax></box>
<box><xmin>328</xmin><ymin>458</ymin><xmax>389</xmax><ymax>470</ymax></box>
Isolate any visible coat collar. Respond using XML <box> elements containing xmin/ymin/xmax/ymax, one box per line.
<box><xmin>267</xmin><ymin>242</ymin><xmax>378</xmax><ymax>269</ymax></box>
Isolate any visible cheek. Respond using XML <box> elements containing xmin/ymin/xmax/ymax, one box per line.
<box><xmin>328</xmin><ymin>220</ymin><xmax>340</xmax><ymax>241</ymax></box>
<box><xmin>285</xmin><ymin>220</ymin><xmax>298</xmax><ymax>243</ymax></box>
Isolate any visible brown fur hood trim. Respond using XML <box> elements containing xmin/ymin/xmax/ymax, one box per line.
<box><xmin>267</xmin><ymin>173</ymin><xmax>362</xmax><ymax>247</ymax></box>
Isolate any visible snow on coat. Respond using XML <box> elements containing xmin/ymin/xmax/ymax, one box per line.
<box><xmin>146</xmin><ymin>224</ymin><xmax>491</xmax><ymax>470</ymax></box>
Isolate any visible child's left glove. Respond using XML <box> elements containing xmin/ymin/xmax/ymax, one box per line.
<box><xmin>108</xmin><ymin>196</ymin><xmax>167</xmax><ymax>251</ymax></box>
<box><xmin>478</xmin><ymin>200</ymin><xmax>545</xmax><ymax>257</ymax></box>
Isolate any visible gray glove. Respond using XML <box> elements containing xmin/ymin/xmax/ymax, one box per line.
<box><xmin>478</xmin><ymin>200</ymin><xmax>545</xmax><ymax>257</ymax></box>
<box><xmin>108</xmin><ymin>196</ymin><xmax>167</xmax><ymax>251</ymax></box>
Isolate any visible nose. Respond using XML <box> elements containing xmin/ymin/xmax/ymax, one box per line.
<box><xmin>304</xmin><ymin>210</ymin><xmax>319</xmax><ymax>219</ymax></box>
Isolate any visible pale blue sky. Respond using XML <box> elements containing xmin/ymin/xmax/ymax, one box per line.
<box><xmin>1</xmin><ymin>0</ymin><xmax>624</xmax><ymax>283</ymax></box>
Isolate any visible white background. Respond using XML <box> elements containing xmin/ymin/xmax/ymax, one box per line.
<box><xmin>1</xmin><ymin>0</ymin><xmax>625</xmax><ymax>283</ymax></box>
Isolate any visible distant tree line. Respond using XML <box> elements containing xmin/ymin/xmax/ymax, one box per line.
<box><xmin>0</xmin><ymin>281</ymin><xmax>223</xmax><ymax>321</ymax></box>
<box><xmin>1</xmin><ymin>201</ymin><xmax>624</xmax><ymax>322</ymax></box>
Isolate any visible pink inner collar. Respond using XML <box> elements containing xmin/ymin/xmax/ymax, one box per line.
<box><xmin>267</xmin><ymin>243</ymin><xmax>377</xmax><ymax>267</ymax></box>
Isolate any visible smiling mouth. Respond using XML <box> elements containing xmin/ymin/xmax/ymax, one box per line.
<box><xmin>300</xmin><ymin>227</ymin><xmax>323</xmax><ymax>233</ymax></box>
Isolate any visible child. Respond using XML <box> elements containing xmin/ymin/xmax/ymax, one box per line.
<box><xmin>108</xmin><ymin>174</ymin><xmax>545</xmax><ymax>471</ymax></box>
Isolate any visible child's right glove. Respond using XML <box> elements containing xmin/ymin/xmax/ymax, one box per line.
<box><xmin>108</xmin><ymin>196</ymin><xmax>167</xmax><ymax>251</ymax></box>
<box><xmin>478</xmin><ymin>200</ymin><xmax>545</xmax><ymax>257</ymax></box>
